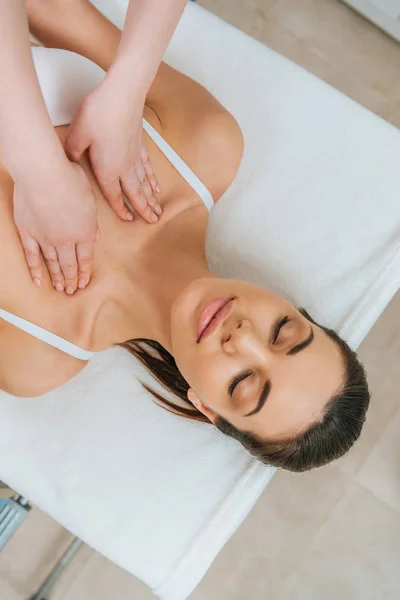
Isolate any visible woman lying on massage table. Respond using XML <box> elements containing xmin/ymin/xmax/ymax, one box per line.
<box><xmin>0</xmin><ymin>0</ymin><xmax>370</xmax><ymax>472</ymax></box>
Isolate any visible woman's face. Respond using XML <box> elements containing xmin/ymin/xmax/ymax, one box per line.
<box><xmin>170</xmin><ymin>277</ymin><xmax>345</xmax><ymax>440</ymax></box>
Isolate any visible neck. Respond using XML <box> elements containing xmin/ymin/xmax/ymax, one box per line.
<box><xmin>84</xmin><ymin>204</ymin><xmax>214</xmax><ymax>355</ymax></box>
<box><xmin>87</xmin><ymin>250</ymin><xmax>213</xmax><ymax>355</ymax></box>
<box><xmin>127</xmin><ymin>253</ymin><xmax>214</xmax><ymax>354</ymax></box>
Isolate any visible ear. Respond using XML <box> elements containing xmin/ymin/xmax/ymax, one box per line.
<box><xmin>187</xmin><ymin>388</ymin><xmax>217</xmax><ymax>424</ymax></box>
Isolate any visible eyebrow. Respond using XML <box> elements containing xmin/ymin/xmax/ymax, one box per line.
<box><xmin>286</xmin><ymin>327</ymin><xmax>314</xmax><ymax>356</ymax></box>
<box><xmin>243</xmin><ymin>327</ymin><xmax>315</xmax><ymax>417</ymax></box>
<box><xmin>244</xmin><ymin>380</ymin><xmax>271</xmax><ymax>417</ymax></box>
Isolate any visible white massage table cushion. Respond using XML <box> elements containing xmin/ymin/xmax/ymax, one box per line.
<box><xmin>1</xmin><ymin>2</ymin><xmax>399</xmax><ymax>600</ymax></box>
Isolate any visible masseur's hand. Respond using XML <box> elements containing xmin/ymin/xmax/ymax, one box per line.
<box><xmin>14</xmin><ymin>160</ymin><xmax>98</xmax><ymax>294</ymax></box>
<box><xmin>65</xmin><ymin>77</ymin><xmax>162</xmax><ymax>224</ymax></box>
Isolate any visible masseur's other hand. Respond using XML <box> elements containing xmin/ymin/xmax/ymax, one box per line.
<box><xmin>14</xmin><ymin>161</ymin><xmax>98</xmax><ymax>294</ymax></box>
<box><xmin>65</xmin><ymin>79</ymin><xmax>162</xmax><ymax>224</ymax></box>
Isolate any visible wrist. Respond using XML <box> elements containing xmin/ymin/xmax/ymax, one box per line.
<box><xmin>105</xmin><ymin>58</ymin><xmax>149</xmax><ymax>101</ymax></box>
<box><xmin>93</xmin><ymin>71</ymin><xmax>147</xmax><ymax>126</ymax></box>
<box><xmin>11</xmin><ymin>141</ymin><xmax>68</xmax><ymax>187</ymax></box>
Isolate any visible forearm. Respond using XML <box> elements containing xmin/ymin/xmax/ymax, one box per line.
<box><xmin>108</xmin><ymin>0</ymin><xmax>187</xmax><ymax>96</ymax></box>
<box><xmin>0</xmin><ymin>1</ymin><xmax>65</xmax><ymax>181</ymax></box>
<box><xmin>27</xmin><ymin>0</ymin><xmax>121</xmax><ymax>72</ymax></box>
<box><xmin>28</xmin><ymin>0</ymin><xmax>186</xmax><ymax>86</ymax></box>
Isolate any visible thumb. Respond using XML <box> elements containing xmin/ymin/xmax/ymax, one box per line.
<box><xmin>65</xmin><ymin>117</ymin><xmax>90</xmax><ymax>163</ymax></box>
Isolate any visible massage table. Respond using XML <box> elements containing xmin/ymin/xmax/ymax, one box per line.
<box><xmin>0</xmin><ymin>1</ymin><xmax>399</xmax><ymax>598</ymax></box>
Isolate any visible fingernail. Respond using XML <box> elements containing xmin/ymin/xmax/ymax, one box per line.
<box><xmin>155</xmin><ymin>204</ymin><xmax>162</xmax><ymax>215</ymax></box>
<box><xmin>55</xmin><ymin>282</ymin><xmax>64</xmax><ymax>292</ymax></box>
<box><xmin>127</xmin><ymin>213</ymin><xmax>134</xmax><ymax>221</ymax></box>
<box><xmin>66</xmin><ymin>286</ymin><xmax>74</xmax><ymax>295</ymax></box>
<box><xmin>151</xmin><ymin>213</ymin><xmax>158</xmax><ymax>223</ymax></box>
<box><xmin>34</xmin><ymin>278</ymin><xmax>41</xmax><ymax>288</ymax></box>
<box><xmin>156</xmin><ymin>185</ymin><xmax>161</xmax><ymax>194</ymax></box>
<box><xmin>78</xmin><ymin>279</ymin><xmax>86</xmax><ymax>289</ymax></box>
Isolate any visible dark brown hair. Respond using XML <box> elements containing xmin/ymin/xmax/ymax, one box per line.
<box><xmin>120</xmin><ymin>309</ymin><xmax>370</xmax><ymax>472</ymax></box>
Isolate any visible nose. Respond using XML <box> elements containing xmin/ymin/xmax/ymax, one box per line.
<box><xmin>223</xmin><ymin>319</ymin><xmax>269</xmax><ymax>362</ymax></box>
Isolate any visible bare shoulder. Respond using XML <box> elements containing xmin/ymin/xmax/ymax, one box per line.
<box><xmin>191</xmin><ymin>107</ymin><xmax>244</xmax><ymax>202</ymax></box>
<box><xmin>145</xmin><ymin>63</ymin><xmax>244</xmax><ymax>203</ymax></box>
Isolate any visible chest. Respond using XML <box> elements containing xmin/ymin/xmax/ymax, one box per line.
<box><xmin>0</xmin><ymin>119</ymin><xmax>210</xmax><ymax>396</ymax></box>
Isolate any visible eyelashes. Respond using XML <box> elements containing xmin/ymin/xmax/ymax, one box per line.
<box><xmin>228</xmin><ymin>369</ymin><xmax>252</xmax><ymax>397</ymax></box>
<box><xmin>228</xmin><ymin>316</ymin><xmax>291</xmax><ymax>398</ymax></box>
<box><xmin>271</xmin><ymin>315</ymin><xmax>290</xmax><ymax>343</ymax></box>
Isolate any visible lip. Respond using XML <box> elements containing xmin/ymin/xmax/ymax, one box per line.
<box><xmin>196</xmin><ymin>297</ymin><xmax>234</xmax><ymax>343</ymax></box>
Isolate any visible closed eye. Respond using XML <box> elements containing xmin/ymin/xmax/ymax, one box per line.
<box><xmin>228</xmin><ymin>369</ymin><xmax>252</xmax><ymax>397</ymax></box>
<box><xmin>271</xmin><ymin>315</ymin><xmax>290</xmax><ymax>343</ymax></box>
<box><xmin>227</xmin><ymin>317</ymin><xmax>314</xmax><ymax>417</ymax></box>
<box><xmin>228</xmin><ymin>316</ymin><xmax>290</xmax><ymax>397</ymax></box>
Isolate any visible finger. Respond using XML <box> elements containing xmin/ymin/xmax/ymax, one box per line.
<box><xmin>121</xmin><ymin>171</ymin><xmax>157</xmax><ymax>224</ymax></box>
<box><xmin>41</xmin><ymin>242</ymin><xmax>65</xmax><ymax>292</ymax></box>
<box><xmin>141</xmin><ymin>177</ymin><xmax>156</xmax><ymax>210</ymax></box>
<box><xmin>140</xmin><ymin>141</ymin><xmax>160</xmax><ymax>194</ymax></box>
<box><xmin>148</xmin><ymin>173</ymin><xmax>161</xmax><ymax>196</ymax></box>
<box><xmin>138</xmin><ymin>165</ymin><xmax>162</xmax><ymax>218</ymax></box>
<box><xmin>98</xmin><ymin>177</ymin><xmax>134</xmax><ymax>222</ymax></box>
<box><xmin>20</xmin><ymin>233</ymin><xmax>43</xmax><ymax>288</ymax></box>
<box><xmin>57</xmin><ymin>244</ymin><xmax>78</xmax><ymax>295</ymax></box>
<box><xmin>135</xmin><ymin>160</ymin><xmax>155</xmax><ymax>207</ymax></box>
<box><xmin>76</xmin><ymin>240</ymin><xmax>95</xmax><ymax>290</ymax></box>
<box><xmin>139</xmin><ymin>146</ymin><xmax>162</xmax><ymax>215</ymax></box>
<box><xmin>64</xmin><ymin>116</ymin><xmax>90</xmax><ymax>163</ymax></box>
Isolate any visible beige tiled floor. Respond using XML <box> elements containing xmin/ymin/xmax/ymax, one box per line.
<box><xmin>1</xmin><ymin>1</ymin><xmax>399</xmax><ymax>599</ymax></box>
